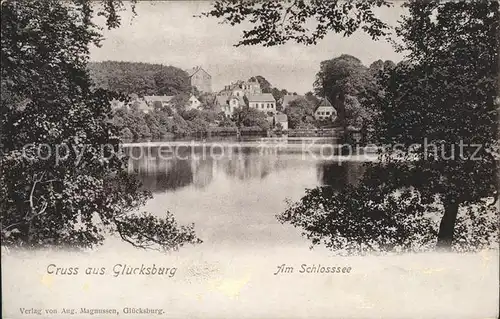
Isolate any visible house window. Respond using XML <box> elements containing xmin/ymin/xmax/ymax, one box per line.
<box><xmin>325</xmin><ymin>112</ymin><xmax>329</xmax><ymax>115</ymax></box>
<box><xmin>267</xmin><ymin>103</ymin><xmax>270</xmax><ymax>108</ymax></box>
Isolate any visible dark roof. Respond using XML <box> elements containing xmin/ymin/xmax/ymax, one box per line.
<box><xmin>187</xmin><ymin>66</ymin><xmax>211</xmax><ymax>78</ymax></box>
<box><xmin>314</xmin><ymin>97</ymin><xmax>334</xmax><ymax>112</ymax></box>
<box><xmin>247</xmin><ymin>93</ymin><xmax>275</xmax><ymax>102</ymax></box>
<box><xmin>143</xmin><ymin>95</ymin><xmax>174</xmax><ymax>102</ymax></box>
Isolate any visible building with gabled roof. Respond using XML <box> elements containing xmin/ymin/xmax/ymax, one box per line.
<box><xmin>214</xmin><ymin>94</ymin><xmax>245</xmax><ymax>117</ymax></box>
<box><xmin>314</xmin><ymin>97</ymin><xmax>337</xmax><ymax>121</ymax></box>
<box><xmin>143</xmin><ymin>96</ymin><xmax>174</xmax><ymax>112</ymax></box>
<box><xmin>247</xmin><ymin>93</ymin><xmax>276</xmax><ymax>114</ymax></box>
<box><xmin>220</xmin><ymin>79</ymin><xmax>262</xmax><ymax>96</ymax></box>
<box><xmin>187</xmin><ymin>66</ymin><xmax>212</xmax><ymax>93</ymax></box>
<box><xmin>186</xmin><ymin>95</ymin><xmax>202</xmax><ymax>111</ymax></box>
<box><xmin>273</xmin><ymin>113</ymin><xmax>288</xmax><ymax>130</ymax></box>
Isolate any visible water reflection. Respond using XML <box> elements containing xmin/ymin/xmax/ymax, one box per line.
<box><xmin>316</xmin><ymin>161</ymin><xmax>366</xmax><ymax>190</ymax></box>
<box><xmin>125</xmin><ymin>143</ymin><xmax>365</xmax><ymax>193</ymax></box>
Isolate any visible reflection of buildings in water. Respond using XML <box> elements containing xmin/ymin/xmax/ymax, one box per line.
<box><xmin>125</xmin><ymin>145</ymin><xmax>297</xmax><ymax>192</ymax></box>
<box><xmin>127</xmin><ymin>151</ymin><xmax>216</xmax><ymax>192</ymax></box>
<box><xmin>155</xmin><ymin>160</ymin><xmax>194</xmax><ymax>192</ymax></box>
<box><xmin>316</xmin><ymin>161</ymin><xmax>365</xmax><ymax>191</ymax></box>
<box><xmin>127</xmin><ymin>155</ymin><xmax>194</xmax><ymax>192</ymax></box>
<box><xmin>220</xmin><ymin>153</ymin><xmax>285</xmax><ymax>180</ymax></box>
<box><xmin>127</xmin><ymin>155</ymin><xmax>172</xmax><ymax>175</ymax></box>
<box><xmin>190</xmin><ymin>158</ymin><xmax>215</xmax><ymax>189</ymax></box>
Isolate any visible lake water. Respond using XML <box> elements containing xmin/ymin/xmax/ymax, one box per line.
<box><xmin>123</xmin><ymin>138</ymin><xmax>367</xmax><ymax>252</ymax></box>
<box><xmin>3</xmin><ymin>139</ymin><xmax>498</xmax><ymax>318</ymax></box>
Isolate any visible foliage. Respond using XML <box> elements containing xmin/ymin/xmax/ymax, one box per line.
<box><xmin>271</xmin><ymin>88</ymin><xmax>288</xmax><ymax>108</ymax></box>
<box><xmin>278</xmin><ymin>183</ymin><xmax>498</xmax><ymax>255</ymax></box>
<box><xmin>232</xmin><ymin>106</ymin><xmax>270</xmax><ymax>131</ymax></box>
<box><xmin>88</xmin><ymin>61</ymin><xmax>192</xmax><ymax>97</ymax></box>
<box><xmin>278</xmin><ymin>186</ymin><xmax>438</xmax><ymax>254</ymax></box>
<box><xmin>283</xmin><ymin>97</ymin><xmax>315</xmax><ymax>129</ymax></box>
<box><xmin>370</xmin><ymin>1</ymin><xmax>499</xmax><ymax>249</ymax></box>
<box><xmin>203</xmin><ymin>0</ymin><xmax>392</xmax><ymax>46</ymax></box>
<box><xmin>281</xmin><ymin>1</ymin><xmax>500</xmax><ymax>253</ymax></box>
<box><xmin>111</xmin><ymin>106</ymin><xmax>220</xmax><ymax>139</ymax></box>
<box><xmin>305</xmin><ymin>91</ymin><xmax>320</xmax><ymax>106</ymax></box>
<box><xmin>218</xmin><ymin>116</ymin><xmax>237</xmax><ymax>128</ymax></box>
<box><xmin>198</xmin><ymin>92</ymin><xmax>217</xmax><ymax>111</ymax></box>
<box><xmin>314</xmin><ymin>54</ymin><xmax>385</xmax><ymax>131</ymax></box>
<box><xmin>249</xmin><ymin>75</ymin><xmax>272</xmax><ymax>93</ymax></box>
<box><xmin>0</xmin><ymin>0</ymin><xmax>201</xmax><ymax>250</ymax></box>
<box><xmin>215</xmin><ymin>0</ymin><xmax>500</xmax><ymax>253</ymax></box>
<box><xmin>169</xmin><ymin>93</ymin><xmax>191</xmax><ymax>113</ymax></box>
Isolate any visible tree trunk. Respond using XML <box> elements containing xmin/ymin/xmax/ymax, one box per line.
<box><xmin>436</xmin><ymin>199</ymin><xmax>460</xmax><ymax>250</ymax></box>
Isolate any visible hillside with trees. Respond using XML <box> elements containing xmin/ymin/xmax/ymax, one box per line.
<box><xmin>88</xmin><ymin>61</ymin><xmax>193</xmax><ymax>97</ymax></box>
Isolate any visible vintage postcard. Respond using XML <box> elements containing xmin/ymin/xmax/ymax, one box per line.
<box><xmin>1</xmin><ymin>1</ymin><xmax>499</xmax><ymax>318</ymax></box>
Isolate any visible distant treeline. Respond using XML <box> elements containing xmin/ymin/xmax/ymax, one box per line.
<box><xmin>111</xmin><ymin>106</ymin><xmax>273</xmax><ymax>140</ymax></box>
<box><xmin>88</xmin><ymin>61</ymin><xmax>192</xmax><ymax>96</ymax></box>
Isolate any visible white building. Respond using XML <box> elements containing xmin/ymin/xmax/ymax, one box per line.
<box><xmin>220</xmin><ymin>79</ymin><xmax>261</xmax><ymax>96</ymax></box>
<box><xmin>186</xmin><ymin>66</ymin><xmax>212</xmax><ymax>93</ymax></box>
<box><xmin>314</xmin><ymin>97</ymin><xmax>337</xmax><ymax>121</ymax></box>
<box><xmin>143</xmin><ymin>94</ymin><xmax>202</xmax><ymax>112</ymax></box>
<box><xmin>214</xmin><ymin>94</ymin><xmax>245</xmax><ymax>117</ymax></box>
<box><xmin>186</xmin><ymin>95</ymin><xmax>202</xmax><ymax>111</ymax></box>
<box><xmin>248</xmin><ymin>93</ymin><xmax>276</xmax><ymax>114</ymax></box>
<box><xmin>273</xmin><ymin>113</ymin><xmax>288</xmax><ymax>130</ymax></box>
<box><xmin>143</xmin><ymin>95</ymin><xmax>174</xmax><ymax>108</ymax></box>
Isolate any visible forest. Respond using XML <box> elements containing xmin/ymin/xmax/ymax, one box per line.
<box><xmin>88</xmin><ymin>61</ymin><xmax>192</xmax><ymax>96</ymax></box>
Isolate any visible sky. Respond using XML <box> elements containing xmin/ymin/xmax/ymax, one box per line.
<box><xmin>89</xmin><ymin>1</ymin><xmax>407</xmax><ymax>95</ymax></box>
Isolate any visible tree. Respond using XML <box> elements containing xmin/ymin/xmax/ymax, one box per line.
<box><xmin>206</xmin><ymin>0</ymin><xmax>499</xmax><ymax>252</ymax></box>
<box><xmin>153</xmin><ymin>65</ymin><xmax>192</xmax><ymax>96</ymax></box>
<box><xmin>284</xmin><ymin>98</ymin><xmax>315</xmax><ymax>129</ymax></box>
<box><xmin>280</xmin><ymin>1</ymin><xmax>499</xmax><ymax>252</ymax></box>
<box><xmin>203</xmin><ymin>0</ymin><xmax>392</xmax><ymax>46</ymax></box>
<box><xmin>372</xmin><ymin>1</ymin><xmax>499</xmax><ymax>249</ymax></box>
<box><xmin>314</xmin><ymin>54</ymin><xmax>375</xmax><ymax>136</ymax></box>
<box><xmin>1</xmin><ymin>0</ymin><xmax>201</xmax><ymax>251</ymax></box>
<box><xmin>271</xmin><ymin>87</ymin><xmax>286</xmax><ymax>106</ymax></box>
<box><xmin>305</xmin><ymin>91</ymin><xmax>320</xmax><ymax>106</ymax></box>
<box><xmin>249</xmin><ymin>75</ymin><xmax>272</xmax><ymax>93</ymax></box>
<box><xmin>232</xmin><ymin>107</ymin><xmax>270</xmax><ymax>131</ymax></box>
<box><xmin>198</xmin><ymin>92</ymin><xmax>216</xmax><ymax>110</ymax></box>
<box><xmin>170</xmin><ymin>93</ymin><xmax>190</xmax><ymax>113</ymax></box>
<box><xmin>218</xmin><ymin>116</ymin><xmax>236</xmax><ymax>128</ymax></box>
<box><xmin>88</xmin><ymin>61</ymin><xmax>191</xmax><ymax>97</ymax></box>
